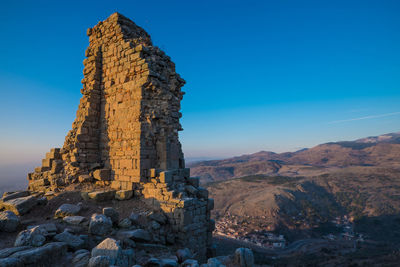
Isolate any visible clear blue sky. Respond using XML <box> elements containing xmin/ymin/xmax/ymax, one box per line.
<box><xmin>1</xmin><ymin>0</ymin><xmax>399</xmax><ymax>171</ymax></box>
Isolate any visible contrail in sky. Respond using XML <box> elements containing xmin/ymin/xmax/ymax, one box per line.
<box><xmin>328</xmin><ymin>111</ymin><xmax>400</xmax><ymax>124</ymax></box>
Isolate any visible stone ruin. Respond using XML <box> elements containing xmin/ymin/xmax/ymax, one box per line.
<box><xmin>26</xmin><ymin>13</ymin><xmax>214</xmax><ymax>260</ymax></box>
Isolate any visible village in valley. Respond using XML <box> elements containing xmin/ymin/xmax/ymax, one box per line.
<box><xmin>214</xmin><ymin>214</ymin><xmax>365</xmax><ymax>250</ymax></box>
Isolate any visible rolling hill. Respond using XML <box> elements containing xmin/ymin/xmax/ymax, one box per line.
<box><xmin>190</xmin><ymin>132</ymin><xmax>400</xmax><ymax>184</ymax></box>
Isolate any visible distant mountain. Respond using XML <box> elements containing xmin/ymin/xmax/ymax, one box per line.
<box><xmin>190</xmin><ymin>132</ymin><xmax>400</xmax><ymax>184</ymax></box>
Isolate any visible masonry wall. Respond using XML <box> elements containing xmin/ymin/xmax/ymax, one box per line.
<box><xmin>27</xmin><ymin>13</ymin><xmax>213</xmax><ymax>261</ymax></box>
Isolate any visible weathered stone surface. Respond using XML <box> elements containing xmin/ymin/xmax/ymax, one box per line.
<box><xmin>161</xmin><ymin>259</ymin><xmax>179</xmax><ymax>267</ymax></box>
<box><xmin>118</xmin><ymin>218</ymin><xmax>132</xmax><ymax>228</ymax></box>
<box><xmin>103</xmin><ymin>207</ymin><xmax>119</xmax><ymax>224</ymax></box>
<box><xmin>27</xmin><ymin>223</ymin><xmax>57</xmax><ymax>237</ymax></box>
<box><xmin>1</xmin><ymin>191</ymin><xmax>30</xmax><ymax>202</ymax></box>
<box><xmin>54</xmin><ymin>203</ymin><xmax>81</xmax><ymax>218</ymax></box>
<box><xmin>78</xmin><ymin>174</ymin><xmax>93</xmax><ymax>183</ymax></box>
<box><xmin>145</xmin><ymin>257</ymin><xmax>162</xmax><ymax>267</ymax></box>
<box><xmin>207</xmin><ymin>258</ymin><xmax>223</xmax><ymax>267</ymax></box>
<box><xmin>72</xmin><ymin>251</ymin><xmax>90</xmax><ymax>267</ymax></box>
<box><xmin>89</xmin><ymin>214</ymin><xmax>112</xmax><ymax>236</ymax></box>
<box><xmin>0</xmin><ymin>196</ymin><xmax>37</xmax><ymax>215</ymax></box>
<box><xmin>0</xmin><ymin>211</ymin><xmax>20</xmax><ymax>232</ymax></box>
<box><xmin>234</xmin><ymin>248</ymin><xmax>254</xmax><ymax>267</ymax></box>
<box><xmin>93</xmin><ymin>169</ymin><xmax>111</xmax><ymax>181</ymax></box>
<box><xmin>117</xmin><ymin>229</ymin><xmax>151</xmax><ymax>242</ymax></box>
<box><xmin>148</xmin><ymin>212</ymin><xmax>167</xmax><ymax>224</ymax></box>
<box><xmin>176</xmin><ymin>248</ymin><xmax>193</xmax><ymax>263</ymax></box>
<box><xmin>129</xmin><ymin>213</ymin><xmax>140</xmax><ymax>224</ymax></box>
<box><xmin>14</xmin><ymin>226</ymin><xmax>48</xmax><ymax>247</ymax></box>
<box><xmin>63</xmin><ymin>215</ymin><xmax>86</xmax><ymax>225</ymax></box>
<box><xmin>182</xmin><ymin>259</ymin><xmax>199</xmax><ymax>267</ymax></box>
<box><xmin>115</xmin><ymin>190</ymin><xmax>133</xmax><ymax>200</ymax></box>
<box><xmin>0</xmin><ymin>246</ymin><xmax>31</xmax><ymax>259</ymax></box>
<box><xmin>9</xmin><ymin>242</ymin><xmax>67</xmax><ymax>266</ymax></box>
<box><xmin>91</xmin><ymin>238</ymin><xmax>121</xmax><ymax>265</ymax></box>
<box><xmin>88</xmin><ymin>256</ymin><xmax>110</xmax><ymax>267</ymax></box>
<box><xmin>54</xmin><ymin>230</ymin><xmax>85</xmax><ymax>250</ymax></box>
<box><xmin>88</xmin><ymin>191</ymin><xmax>115</xmax><ymax>201</ymax></box>
<box><xmin>0</xmin><ymin>257</ymin><xmax>23</xmax><ymax>267</ymax></box>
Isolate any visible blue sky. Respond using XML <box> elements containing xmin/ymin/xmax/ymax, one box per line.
<box><xmin>1</xmin><ymin>0</ymin><xmax>399</xmax><ymax>172</ymax></box>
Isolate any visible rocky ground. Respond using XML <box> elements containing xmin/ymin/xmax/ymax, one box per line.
<box><xmin>0</xmin><ymin>188</ymin><xmax>254</xmax><ymax>267</ymax></box>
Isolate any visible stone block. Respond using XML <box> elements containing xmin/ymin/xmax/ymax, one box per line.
<box><xmin>187</xmin><ymin>177</ymin><xmax>200</xmax><ymax>188</ymax></box>
<box><xmin>88</xmin><ymin>191</ymin><xmax>116</xmax><ymax>202</ymax></box>
<box><xmin>0</xmin><ymin>196</ymin><xmax>38</xmax><ymax>215</ymax></box>
<box><xmin>93</xmin><ymin>169</ymin><xmax>111</xmax><ymax>181</ymax></box>
<box><xmin>159</xmin><ymin>171</ymin><xmax>172</xmax><ymax>184</ymax></box>
<box><xmin>115</xmin><ymin>190</ymin><xmax>133</xmax><ymax>200</ymax></box>
<box><xmin>54</xmin><ymin>203</ymin><xmax>81</xmax><ymax>218</ymax></box>
<box><xmin>2</xmin><ymin>191</ymin><xmax>30</xmax><ymax>202</ymax></box>
<box><xmin>197</xmin><ymin>187</ymin><xmax>208</xmax><ymax>199</ymax></box>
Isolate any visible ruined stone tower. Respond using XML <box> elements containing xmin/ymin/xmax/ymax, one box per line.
<box><xmin>27</xmin><ymin>13</ymin><xmax>214</xmax><ymax>260</ymax></box>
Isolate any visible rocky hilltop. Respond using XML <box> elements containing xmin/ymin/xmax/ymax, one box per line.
<box><xmin>0</xmin><ymin>13</ymin><xmax>254</xmax><ymax>267</ymax></box>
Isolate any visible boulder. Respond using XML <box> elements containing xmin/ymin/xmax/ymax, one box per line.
<box><xmin>115</xmin><ymin>190</ymin><xmax>133</xmax><ymax>200</ymax></box>
<box><xmin>207</xmin><ymin>258</ymin><xmax>223</xmax><ymax>267</ymax></box>
<box><xmin>88</xmin><ymin>191</ymin><xmax>115</xmax><ymax>201</ymax></box>
<box><xmin>88</xmin><ymin>256</ymin><xmax>110</xmax><ymax>267</ymax></box>
<box><xmin>0</xmin><ymin>246</ymin><xmax>31</xmax><ymax>258</ymax></box>
<box><xmin>91</xmin><ymin>238</ymin><xmax>121</xmax><ymax>264</ymax></box>
<box><xmin>118</xmin><ymin>218</ymin><xmax>132</xmax><ymax>228</ymax></box>
<box><xmin>54</xmin><ymin>203</ymin><xmax>81</xmax><ymax>218</ymax></box>
<box><xmin>182</xmin><ymin>259</ymin><xmax>199</xmax><ymax>267</ymax></box>
<box><xmin>103</xmin><ymin>207</ymin><xmax>119</xmax><ymax>224</ymax></box>
<box><xmin>150</xmin><ymin>221</ymin><xmax>160</xmax><ymax>230</ymax></box>
<box><xmin>0</xmin><ymin>211</ymin><xmax>20</xmax><ymax>232</ymax></box>
<box><xmin>0</xmin><ymin>196</ymin><xmax>37</xmax><ymax>215</ymax></box>
<box><xmin>120</xmin><ymin>248</ymin><xmax>134</xmax><ymax>267</ymax></box>
<box><xmin>234</xmin><ymin>248</ymin><xmax>254</xmax><ymax>267</ymax></box>
<box><xmin>14</xmin><ymin>226</ymin><xmax>48</xmax><ymax>247</ymax></box>
<box><xmin>161</xmin><ymin>259</ymin><xmax>178</xmax><ymax>267</ymax></box>
<box><xmin>176</xmin><ymin>248</ymin><xmax>192</xmax><ymax>263</ymax></box>
<box><xmin>88</xmin><ymin>214</ymin><xmax>112</xmax><ymax>236</ymax></box>
<box><xmin>63</xmin><ymin>215</ymin><xmax>86</xmax><ymax>225</ymax></box>
<box><xmin>9</xmin><ymin>242</ymin><xmax>67</xmax><ymax>266</ymax></box>
<box><xmin>53</xmin><ymin>230</ymin><xmax>85</xmax><ymax>250</ymax></box>
<box><xmin>145</xmin><ymin>257</ymin><xmax>162</xmax><ymax>267</ymax></box>
<box><xmin>27</xmin><ymin>223</ymin><xmax>57</xmax><ymax>237</ymax></box>
<box><xmin>117</xmin><ymin>229</ymin><xmax>151</xmax><ymax>242</ymax></box>
<box><xmin>148</xmin><ymin>212</ymin><xmax>167</xmax><ymax>224</ymax></box>
<box><xmin>129</xmin><ymin>212</ymin><xmax>140</xmax><ymax>224</ymax></box>
<box><xmin>1</xmin><ymin>191</ymin><xmax>30</xmax><ymax>202</ymax></box>
<box><xmin>0</xmin><ymin>258</ymin><xmax>23</xmax><ymax>267</ymax></box>
<box><xmin>72</xmin><ymin>251</ymin><xmax>90</xmax><ymax>267</ymax></box>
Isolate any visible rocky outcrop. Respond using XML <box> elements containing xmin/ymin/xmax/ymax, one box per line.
<box><xmin>0</xmin><ymin>211</ymin><xmax>20</xmax><ymax>232</ymax></box>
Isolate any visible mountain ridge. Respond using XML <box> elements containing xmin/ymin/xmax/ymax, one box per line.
<box><xmin>190</xmin><ymin>132</ymin><xmax>400</xmax><ymax>184</ymax></box>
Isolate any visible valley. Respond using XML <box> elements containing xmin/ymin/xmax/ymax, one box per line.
<box><xmin>191</xmin><ymin>132</ymin><xmax>400</xmax><ymax>264</ymax></box>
